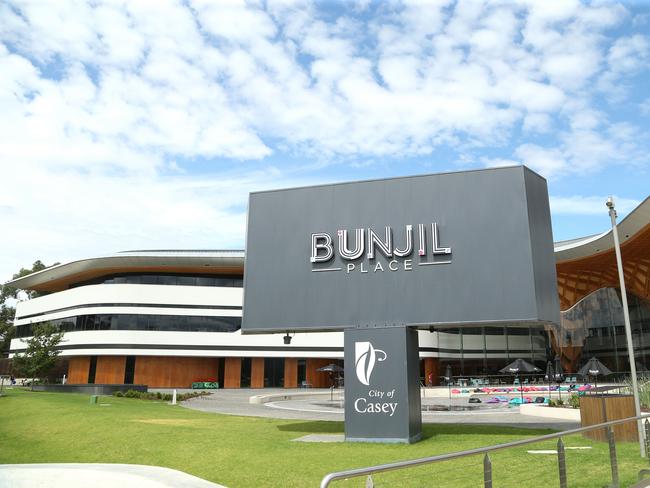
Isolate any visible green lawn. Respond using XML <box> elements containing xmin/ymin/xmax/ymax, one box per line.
<box><xmin>0</xmin><ymin>388</ymin><xmax>647</xmax><ymax>487</ymax></box>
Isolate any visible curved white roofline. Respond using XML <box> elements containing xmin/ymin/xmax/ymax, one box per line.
<box><xmin>7</xmin><ymin>250</ymin><xmax>245</xmax><ymax>290</ymax></box>
<box><xmin>553</xmin><ymin>196</ymin><xmax>650</xmax><ymax>262</ymax></box>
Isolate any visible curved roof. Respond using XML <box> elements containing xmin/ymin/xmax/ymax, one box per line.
<box><xmin>555</xmin><ymin>197</ymin><xmax>650</xmax><ymax>310</ymax></box>
<box><xmin>554</xmin><ymin>196</ymin><xmax>650</xmax><ymax>262</ymax></box>
<box><xmin>7</xmin><ymin>250</ymin><xmax>245</xmax><ymax>292</ymax></box>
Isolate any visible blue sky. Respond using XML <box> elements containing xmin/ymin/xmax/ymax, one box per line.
<box><xmin>0</xmin><ymin>0</ymin><xmax>649</xmax><ymax>282</ymax></box>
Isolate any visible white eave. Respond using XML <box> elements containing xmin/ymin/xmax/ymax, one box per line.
<box><xmin>6</xmin><ymin>250</ymin><xmax>245</xmax><ymax>290</ymax></box>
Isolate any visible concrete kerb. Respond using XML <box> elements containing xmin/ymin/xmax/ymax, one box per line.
<box><xmin>249</xmin><ymin>389</ymin><xmax>344</xmax><ymax>404</ymax></box>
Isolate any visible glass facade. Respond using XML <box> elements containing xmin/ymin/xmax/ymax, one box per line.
<box><xmin>436</xmin><ymin>288</ymin><xmax>650</xmax><ymax>377</ymax></box>
<box><xmin>70</xmin><ymin>273</ymin><xmax>243</xmax><ymax>289</ymax></box>
<box><xmin>558</xmin><ymin>287</ymin><xmax>650</xmax><ymax>375</ymax></box>
<box><xmin>15</xmin><ymin>313</ymin><xmax>241</xmax><ymax>338</ymax></box>
<box><xmin>438</xmin><ymin>326</ymin><xmax>549</xmax><ymax>377</ymax></box>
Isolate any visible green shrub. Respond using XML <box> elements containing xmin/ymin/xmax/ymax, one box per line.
<box><xmin>556</xmin><ymin>399</ymin><xmax>564</xmax><ymax>407</ymax></box>
<box><xmin>113</xmin><ymin>390</ymin><xmax>211</xmax><ymax>402</ymax></box>
<box><xmin>568</xmin><ymin>394</ymin><xmax>580</xmax><ymax>409</ymax></box>
<box><xmin>548</xmin><ymin>399</ymin><xmax>556</xmax><ymax>407</ymax></box>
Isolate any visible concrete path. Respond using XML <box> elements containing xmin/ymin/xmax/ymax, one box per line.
<box><xmin>0</xmin><ymin>464</ymin><xmax>226</xmax><ymax>488</ymax></box>
<box><xmin>181</xmin><ymin>388</ymin><xmax>580</xmax><ymax>430</ymax></box>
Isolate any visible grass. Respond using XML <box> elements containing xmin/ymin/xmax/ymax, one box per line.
<box><xmin>1</xmin><ymin>388</ymin><xmax>648</xmax><ymax>487</ymax></box>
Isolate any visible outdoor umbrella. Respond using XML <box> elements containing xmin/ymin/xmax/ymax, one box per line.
<box><xmin>316</xmin><ymin>363</ymin><xmax>344</xmax><ymax>373</ymax></box>
<box><xmin>554</xmin><ymin>356</ymin><xmax>565</xmax><ymax>401</ymax></box>
<box><xmin>499</xmin><ymin>359</ymin><xmax>541</xmax><ymax>403</ymax></box>
<box><xmin>317</xmin><ymin>363</ymin><xmax>344</xmax><ymax>400</ymax></box>
<box><xmin>578</xmin><ymin>357</ymin><xmax>613</xmax><ymax>393</ymax></box>
<box><xmin>544</xmin><ymin>361</ymin><xmax>555</xmax><ymax>397</ymax></box>
<box><xmin>444</xmin><ymin>364</ymin><xmax>453</xmax><ymax>409</ymax></box>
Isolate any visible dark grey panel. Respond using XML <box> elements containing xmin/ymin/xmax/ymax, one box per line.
<box><xmin>243</xmin><ymin>166</ymin><xmax>559</xmax><ymax>332</ymax></box>
<box><xmin>344</xmin><ymin>327</ymin><xmax>421</xmax><ymax>443</ymax></box>
<box><xmin>523</xmin><ymin>168</ymin><xmax>561</xmax><ymax>326</ymax></box>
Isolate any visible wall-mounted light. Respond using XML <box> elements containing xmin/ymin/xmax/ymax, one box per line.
<box><xmin>283</xmin><ymin>331</ymin><xmax>294</xmax><ymax>344</ymax></box>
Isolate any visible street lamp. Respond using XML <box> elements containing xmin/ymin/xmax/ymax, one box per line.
<box><xmin>607</xmin><ymin>196</ymin><xmax>645</xmax><ymax>457</ymax></box>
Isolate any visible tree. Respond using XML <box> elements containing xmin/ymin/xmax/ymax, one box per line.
<box><xmin>12</xmin><ymin>322</ymin><xmax>64</xmax><ymax>387</ymax></box>
<box><xmin>0</xmin><ymin>305</ymin><xmax>14</xmax><ymax>356</ymax></box>
<box><xmin>1</xmin><ymin>260</ymin><xmax>59</xmax><ymax>303</ymax></box>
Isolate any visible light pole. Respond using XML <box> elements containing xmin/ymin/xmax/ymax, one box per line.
<box><xmin>607</xmin><ymin>196</ymin><xmax>645</xmax><ymax>457</ymax></box>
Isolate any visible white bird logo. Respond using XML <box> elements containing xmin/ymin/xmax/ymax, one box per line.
<box><xmin>355</xmin><ymin>341</ymin><xmax>387</xmax><ymax>386</ymax></box>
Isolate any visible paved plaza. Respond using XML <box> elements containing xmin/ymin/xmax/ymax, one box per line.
<box><xmin>180</xmin><ymin>387</ymin><xmax>580</xmax><ymax>430</ymax></box>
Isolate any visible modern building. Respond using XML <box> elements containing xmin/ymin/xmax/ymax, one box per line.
<box><xmin>7</xmin><ymin>198</ymin><xmax>650</xmax><ymax>388</ymax></box>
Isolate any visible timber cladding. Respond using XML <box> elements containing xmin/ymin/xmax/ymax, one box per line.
<box><xmin>94</xmin><ymin>356</ymin><xmax>126</xmax><ymax>384</ymax></box>
<box><xmin>67</xmin><ymin>356</ymin><xmax>91</xmax><ymax>384</ymax></box>
<box><xmin>251</xmin><ymin>357</ymin><xmax>264</xmax><ymax>388</ymax></box>
<box><xmin>224</xmin><ymin>357</ymin><xmax>241</xmax><ymax>388</ymax></box>
<box><xmin>284</xmin><ymin>358</ymin><xmax>297</xmax><ymax>388</ymax></box>
<box><xmin>306</xmin><ymin>358</ymin><xmax>334</xmax><ymax>388</ymax></box>
<box><xmin>134</xmin><ymin>356</ymin><xmax>219</xmax><ymax>388</ymax></box>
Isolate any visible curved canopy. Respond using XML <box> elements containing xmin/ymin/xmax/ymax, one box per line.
<box><xmin>555</xmin><ymin>197</ymin><xmax>650</xmax><ymax>310</ymax></box>
<box><xmin>6</xmin><ymin>250</ymin><xmax>245</xmax><ymax>292</ymax></box>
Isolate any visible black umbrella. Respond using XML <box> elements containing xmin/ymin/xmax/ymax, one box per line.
<box><xmin>578</xmin><ymin>357</ymin><xmax>612</xmax><ymax>393</ymax></box>
<box><xmin>554</xmin><ymin>356</ymin><xmax>565</xmax><ymax>401</ymax></box>
<box><xmin>499</xmin><ymin>358</ymin><xmax>542</xmax><ymax>374</ymax></box>
<box><xmin>500</xmin><ymin>359</ymin><xmax>541</xmax><ymax>403</ymax></box>
<box><xmin>317</xmin><ymin>363</ymin><xmax>344</xmax><ymax>400</ymax></box>
<box><xmin>316</xmin><ymin>363</ymin><xmax>344</xmax><ymax>373</ymax></box>
<box><xmin>544</xmin><ymin>361</ymin><xmax>554</xmax><ymax>397</ymax></box>
<box><xmin>444</xmin><ymin>364</ymin><xmax>453</xmax><ymax>409</ymax></box>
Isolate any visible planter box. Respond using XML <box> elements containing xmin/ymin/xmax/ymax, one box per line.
<box><xmin>580</xmin><ymin>395</ymin><xmax>638</xmax><ymax>442</ymax></box>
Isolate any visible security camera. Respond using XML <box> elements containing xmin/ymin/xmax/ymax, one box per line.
<box><xmin>606</xmin><ymin>197</ymin><xmax>614</xmax><ymax>209</ymax></box>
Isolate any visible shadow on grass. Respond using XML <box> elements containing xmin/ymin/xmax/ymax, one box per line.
<box><xmin>276</xmin><ymin>421</ymin><xmax>554</xmax><ymax>441</ymax></box>
<box><xmin>277</xmin><ymin>421</ymin><xmax>344</xmax><ymax>434</ymax></box>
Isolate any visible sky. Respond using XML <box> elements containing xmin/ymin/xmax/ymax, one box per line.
<box><xmin>0</xmin><ymin>0</ymin><xmax>649</xmax><ymax>283</ymax></box>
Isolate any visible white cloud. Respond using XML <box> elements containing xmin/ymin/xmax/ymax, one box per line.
<box><xmin>0</xmin><ymin>0</ymin><xmax>648</xmax><ymax>279</ymax></box>
<box><xmin>641</xmin><ymin>98</ymin><xmax>650</xmax><ymax>115</ymax></box>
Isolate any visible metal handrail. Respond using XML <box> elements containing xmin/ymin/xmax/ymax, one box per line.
<box><xmin>320</xmin><ymin>413</ymin><xmax>650</xmax><ymax>488</ymax></box>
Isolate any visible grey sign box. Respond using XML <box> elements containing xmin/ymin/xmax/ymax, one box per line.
<box><xmin>344</xmin><ymin>327</ymin><xmax>422</xmax><ymax>443</ymax></box>
<box><xmin>242</xmin><ymin>166</ymin><xmax>560</xmax><ymax>333</ymax></box>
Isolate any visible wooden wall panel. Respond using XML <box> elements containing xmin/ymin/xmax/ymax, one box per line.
<box><xmin>251</xmin><ymin>358</ymin><xmax>265</xmax><ymax>388</ymax></box>
<box><xmin>424</xmin><ymin>358</ymin><xmax>440</xmax><ymax>386</ymax></box>
<box><xmin>580</xmin><ymin>395</ymin><xmax>638</xmax><ymax>442</ymax></box>
<box><xmin>94</xmin><ymin>356</ymin><xmax>126</xmax><ymax>384</ymax></box>
<box><xmin>224</xmin><ymin>357</ymin><xmax>241</xmax><ymax>388</ymax></box>
<box><xmin>134</xmin><ymin>356</ymin><xmax>219</xmax><ymax>388</ymax></box>
<box><xmin>306</xmin><ymin>358</ymin><xmax>334</xmax><ymax>388</ymax></box>
<box><xmin>284</xmin><ymin>358</ymin><xmax>297</xmax><ymax>388</ymax></box>
<box><xmin>67</xmin><ymin>356</ymin><xmax>90</xmax><ymax>384</ymax></box>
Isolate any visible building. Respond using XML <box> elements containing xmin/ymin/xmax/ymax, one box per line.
<box><xmin>7</xmin><ymin>198</ymin><xmax>650</xmax><ymax>388</ymax></box>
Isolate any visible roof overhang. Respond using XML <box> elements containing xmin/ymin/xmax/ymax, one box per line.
<box><xmin>553</xmin><ymin>196</ymin><xmax>650</xmax><ymax>263</ymax></box>
<box><xmin>6</xmin><ymin>250</ymin><xmax>245</xmax><ymax>292</ymax></box>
